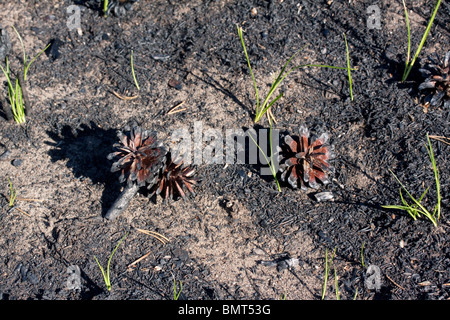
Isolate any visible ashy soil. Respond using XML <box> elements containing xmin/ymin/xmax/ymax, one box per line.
<box><xmin>0</xmin><ymin>0</ymin><xmax>449</xmax><ymax>301</ymax></box>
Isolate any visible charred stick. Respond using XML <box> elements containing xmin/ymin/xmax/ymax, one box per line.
<box><xmin>104</xmin><ymin>183</ymin><xmax>140</xmax><ymax>220</ymax></box>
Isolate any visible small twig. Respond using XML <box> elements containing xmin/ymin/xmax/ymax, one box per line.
<box><xmin>428</xmin><ymin>135</ymin><xmax>450</xmax><ymax>146</ymax></box>
<box><xmin>111</xmin><ymin>90</ymin><xmax>139</xmax><ymax>101</ymax></box>
<box><xmin>127</xmin><ymin>250</ymin><xmax>152</xmax><ymax>269</ymax></box>
<box><xmin>15</xmin><ymin>197</ymin><xmax>43</xmax><ymax>202</ymax></box>
<box><xmin>386</xmin><ymin>274</ymin><xmax>406</xmax><ymax>290</ymax></box>
<box><xmin>167</xmin><ymin>101</ymin><xmax>186</xmax><ymax>115</ymax></box>
<box><xmin>135</xmin><ymin>228</ymin><xmax>169</xmax><ymax>244</ymax></box>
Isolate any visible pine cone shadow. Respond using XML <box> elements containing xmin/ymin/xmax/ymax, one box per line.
<box><xmin>45</xmin><ymin>122</ymin><xmax>122</xmax><ymax>217</ymax></box>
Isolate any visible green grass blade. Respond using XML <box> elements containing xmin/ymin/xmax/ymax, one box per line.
<box><xmin>361</xmin><ymin>241</ymin><xmax>366</xmax><ymax>268</ymax></box>
<box><xmin>259</xmin><ymin>92</ymin><xmax>283</xmax><ymax>117</ymax></box>
<box><xmin>343</xmin><ymin>33</ymin><xmax>353</xmax><ymax>101</ymax></box>
<box><xmin>271</xmin><ymin>45</ymin><xmax>308</xmax><ymax>92</ymax></box>
<box><xmin>401</xmin><ymin>0</ymin><xmax>411</xmax><ymax>81</ymax></box>
<box><xmin>7</xmin><ymin>177</ymin><xmax>17</xmax><ymax>207</ymax></box>
<box><xmin>94</xmin><ymin>256</ymin><xmax>110</xmax><ymax>290</ymax></box>
<box><xmin>254</xmin><ymin>63</ymin><xmax>354</xmax><ymax>123</ymax></box>
<box><xmin>173</xmin><ymin>279</ymin><xmax>183</xmax><ymax>300</ymax></box>
<box><xmin>268</xmin><ymin>123</ymin><xmax>281</xmax><ymax>192</ymax></box>
<box><xmin>321</xmin><ymin>247</ymin><xmax>336</xmax><ymax>300</ymax></box>
<box><xmin>106</xmin><ymin>233</ymin><xmax>128</xmax><ymax>287</ymax></box>
<box><xmin>94</xmin><ymin>232</ymin><xmax>127</xmax><ymax>292</ymax></box>
<box><xmin>237</xmin><ymin>25</ymin><xmax>259</xmax><ymax>115</ymax></box>
<box><xmin>388</xmin><ymin>170</ymin><xmax>430</xmax><ymax>216</ymax></box>
<box><xmin>384</xmin><ymin>169</ymin><xmax>437</xmax><ymax>226</ymax></box>
<box><xmin>131</xmin><ymin>50</ymin><xmax>140</xmax><ymax>91</ymax></box>
<box><xmin>12</xmin><ymin>26</ymin><xmax>27</xmax><ymax>73</ymax></box>
<box><xmin>334</xmin><ymin>268</ymin><xmax>340</xmax><ymax>300</ymax></box>
<box><xmin>103</xmin><ymin>0</ymin><xmax>109</xmax><ymax>16</ymax></box>
<box><xmin>402</xmin><ymin>0</ymin><xmax>442</xmax><ymax>81</ymax></box>
<box><xmin>24</xmin><ymin>43</ymin><xmax>51</xmax><ymax>81</ymax></box>
<box><xmin>426</xmin><ymin>134</ymin><xmax>441</xmax><ymax>220</ymax></box>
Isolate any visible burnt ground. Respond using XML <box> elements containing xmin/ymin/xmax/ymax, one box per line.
<box><xmin>0</xmin><ymin>0</ymin><xmax>449</xmax><ymax>302</ymax></box>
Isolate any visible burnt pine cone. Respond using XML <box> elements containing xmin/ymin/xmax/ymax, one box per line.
<box><xmin>107</xmin><ymin>125</ymin><xmax>167</xmax><ymax>189</ymax></box>
<box><xmin>150</xmin><ymin>152</ymin><xmax>197</xmax><ymax>200</ymax></box>
<box><xmin>418</xmin><ymin>51</ymin><xmax>450</xmax><ymax>108</ymax></box>
<box><xmin>277</xmin><ymin>125</ymin><xmax>333</xmax><ymax>190</ymax></box>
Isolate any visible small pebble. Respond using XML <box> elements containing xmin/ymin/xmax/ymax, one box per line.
<box><xmin>12</xmin><ymin>159</ymin><xmax>23</xmax><ymax>167</ymax></box>
<box><xmin>0</xmin><ymin>150</ymin><xmax>11</xmax><ymax>160</ymax></box>
<box><xmin>168</xmin><ymin>79</ymin><xmax>182</xmax><ymax>90</ymax></box>
<box><xmin>151</xmin><ymin>54</ymin><xmax>170</xmax><ymax>61</ymax></box>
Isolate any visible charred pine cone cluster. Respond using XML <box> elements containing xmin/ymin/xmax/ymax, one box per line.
<box><xmin>418</xmin><ymin>51</ymin><xmax>450</xmax><ymax>108</ymax></box>
<box><xmin>107</xmin><ymin>125</ymin><xmax>196</xmax><ymax>201</ymax></box>
<box><xmin>277</xmin><ymin>125</ymin><xmax>333</xmax><ymax>190</ymax></box>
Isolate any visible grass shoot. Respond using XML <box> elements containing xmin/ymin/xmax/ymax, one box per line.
<box><xmin>401</xmin><ymin>0</ymin><xmax>442</xmax><ymax>82</ymax></box>
<box><xmin>0</xmin><ymin>58</ymin><xmax>25</xmax><ymax>123</ymax></box>
<box><xmin>103</xmin><ymin>0</ymin><xmax>109</xmax><ymax>17</ymax></box>
<box><xmin>12</xmin><ymin>26</ymin><xmax>50</xmax><ymax>82</ymax></box>
<box><xmin>7</xmin><ymin>177</ymin><xmax>17</xmax><ymax>207</ymax></box>
<box><xmin>0</xmin><ymin>26</ymin><xmax>50</xmax><ymax>124</ymax></box>
<box><xmin>382</xmin><ymin>134</ymin><xmax>441</xmax><ymax>227</ymax></box>
<box><xmin>334</xmin><ymin>268</ymin><xmax>340</xmax><ymax>300</ymax></box>
<box><xmin>130</xmin><ymin>50</ymin><xmax>140</xmax><ymax>91</ymax></box>
<box><xmin>343</xmin><ymin>33</ymin><xmax>354</xmax><ymax>101</ymax></box>
<box><xmin>237</xmin><ymin>25</ymin><xmax>355</xmax><ymax>124</ymax></box>
<box><xmin>173</xmin><ymin>278</ymin><xmax>183</xmax><ymax>300</ymax></box>
<box><xmin>321</xmin><ymin>247</ymin><xmax>336</xmax><ymax>300</ymax></box>
<box><xmin>94</xmin><ymin>232</ymin><xmax>128</xmax><ymax>292</ymax></box>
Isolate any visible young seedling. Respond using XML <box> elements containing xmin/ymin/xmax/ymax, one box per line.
<box><xmin>237</xmin><ymin>25</ymin><xmax>355</xmax><ymax>124</ymax></box>
<box><xmin>103</xmin><ymin>0</ymin><xmax>109</xmax><ymax>17</ymax></box>
<box><xmin>343</xmin><ymin>33</ymin><xmax>354</xmax><ymax>101</ymax></box>
<box><xmin>0</xmin><ymin>57</ymin><xmax>25</xmax><ymax>124</ymax></box>
<box><xmin>321</xmin><ymin>247</ymin><xmax>336</xmax><ymax>300</ymax></box>
<box><xmin>173</xmin><ymin>278</ymin><xmax>183</xmax><ymax>300</ymax></box>
<box><xmin>334</xmin><ymin>268</ymin><xmax>340</xmax><ymax>300</ymax></box>
<box><xmin>94</xmin><ymin>232</ymin><xmax>128</xmax><ymax>292</ymax></box>
<box><xmin>0</xmin><ymin>26</ymin><xmax>50</xmax><ymax>123</ymax></box>
<box><xmin>401</xmin><ymin>0</ymin><xmax>442</xmax><ymax>82</ymax></box>
<box><xmin>382</xmin><ymin>134</ymin><xmax>441</xmax><ymax>227</ymax></box>
<box><xmin>130</xmin><ymin>50</ymin><xmax>140</xmax><ymax>91</ymax></box>
<box><xmin>7</xmin><ymin>177</ymin><xmax>17</xmax><ymax>207</ymax></box>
